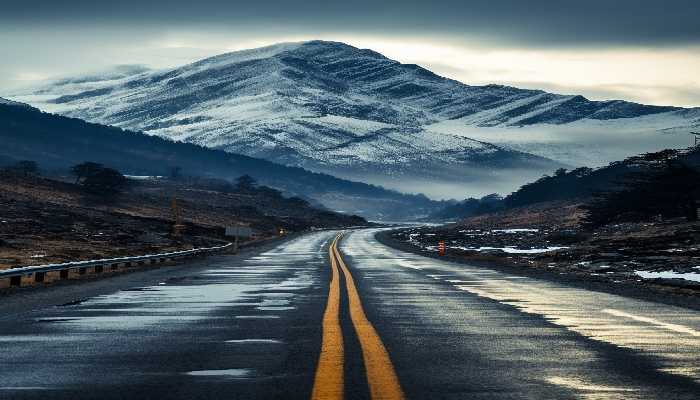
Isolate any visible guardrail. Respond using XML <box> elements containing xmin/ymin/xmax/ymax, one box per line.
<box><xmin>0</xmin><ymin>243</ymin><xmax>232</xmax><ymax>289</ymax></box>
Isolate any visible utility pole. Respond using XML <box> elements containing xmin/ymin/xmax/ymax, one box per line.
<box><xmin>171</xmin><ymin>197</ymin><xmax>185</xmax><ymax>238</ymax></box>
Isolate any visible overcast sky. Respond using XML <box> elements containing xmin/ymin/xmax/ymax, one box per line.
<box><xmin>2</xmin><ymin>0</ymin><xmax>699</xmax><ymax>106</ymax></box>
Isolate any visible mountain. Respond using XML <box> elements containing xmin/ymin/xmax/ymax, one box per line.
<box><xmin>0</xmin><ymin>97</ymin><xmax>32</xmax><ymax>109</ymax></box>
<box><xmin>433</xmin><ymin>146</ymin><xmax>700</xmax><ymax>220</ymax></box>
<box><xmin>11</xmin><ymin>40</ymin><xmax>700</xmax><ymax>198</ymax></box>
<box><xmin>0</xmin><ymin>101</ymin><xmax>442</xmax><ymax>220</ymax></box>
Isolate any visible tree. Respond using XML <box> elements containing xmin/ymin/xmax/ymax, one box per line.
<box><xmin>235</xmin><ymin>174</ymin><xmax>257</xmax><ymax>191</ymax></box>
<box><xmin>8</xmin><ymin>160</ymin><xmax>39</xmax><ymax>176</ymax></box>
<box><xmin>583</xmin><ymin>159</ymin><xmax>700</xmax><ymax>227</ymax></box>
<box><xmin>571</xmin><ymin>167</ymin><xmax>593</xmax><ymax>178</ymax></box>
<box><xmin>71</xmin><ymin>162</ymin><xmax>103</xmax><ymax>184</ymax></box>
<box><xmin>82</xmin><ymin>167</ymin><xmax>128</xmax><ymax>196</ymax></box>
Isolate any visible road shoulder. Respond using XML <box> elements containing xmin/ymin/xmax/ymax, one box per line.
<box><xmin>376</xmin><ymin>229</ymin><xmax>700</xmax><ymax>312</ymax></box>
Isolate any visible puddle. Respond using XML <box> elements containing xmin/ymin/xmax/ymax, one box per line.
<box><xmin>185</xmin><ymin>369</ymin><xmax>252</xmax><ymax>378</ymax></box>
<box><xmin>225</xmin><ymin>339</ymin><xmax>283</xmax><ymax>344</ymax></box>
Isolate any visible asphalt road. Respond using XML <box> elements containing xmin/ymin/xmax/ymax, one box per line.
<box><xmin>1</xmin><ymin>229</ymin><xmax>699</xmax><ymax>399</ymax></box>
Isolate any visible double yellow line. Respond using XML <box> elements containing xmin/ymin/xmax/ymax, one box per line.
<box><xmin>312</xmin><ymin>233</ymin><xmax>405</xmax><ymax>400</ymax></box>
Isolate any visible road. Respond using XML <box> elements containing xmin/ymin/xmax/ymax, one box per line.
<box><xmin>1</xmin><ymin>229</ymin><xmax>699</xmax><ymax>399</ymax></box>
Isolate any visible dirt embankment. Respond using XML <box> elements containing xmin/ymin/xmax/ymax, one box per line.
<box><xmin>385</xmin><ymin>200</ymin><xmax>700</xmax><ymax>304</ymax></box>
<box><xmin>0</xmin><ymin>173</ymin><xmax>361</xmax><ymax>269</ymax></box>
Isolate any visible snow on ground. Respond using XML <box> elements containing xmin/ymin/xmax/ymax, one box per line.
<box><xmin>491</xmin><ymin>228</ymin><xmax>540</xmax><ymax>233</ymax></box>
<box><xmin>312</xmin><ymin>115</ymin><xmax>396</xmax><ymax>135</ymax></box>
<box><xmin>450</xmin><ymin>246</ymin><xmax>569</xmax><ymax>254</ymax></box>
<box><xmin>458</xmin><ymin>228</ymin><xmax>540</xmax><ymax>235</ymax></box>
<box><xmin>635</xmin><ymin>270</ymin><xmax>700</xmax><ymax>283</ymax></box>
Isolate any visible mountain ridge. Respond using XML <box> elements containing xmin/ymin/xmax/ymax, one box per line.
<box><xmin>0</xmin><ymin>102</ymin><xmax>442</xmax><ymax>220</ymax></box>
<box><xmin>11</xmin><ymin>40</ymin><xmax>699</xmax><ymax>198</ymax></box>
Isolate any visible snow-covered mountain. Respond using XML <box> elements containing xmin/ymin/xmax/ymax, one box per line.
<box><xmin>12</xmin><ymin>40</ymin><xmax>700</xmax><ymax>198</ymax></box>
<box><xmin>0</xmin><ymin>97</ymin><xmax>32</xmax><ymax>109</ymax></box>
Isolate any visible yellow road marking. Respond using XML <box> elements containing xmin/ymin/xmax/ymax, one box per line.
<box><xmin>311</xmin><ymin>235</ymin><xmax>344</xmax><ymax>400</ymax></box>
<box><xmin>312</xmin><ymin>233</ymin><xmax>404</xmax><ymax>400</ymax></box>
<box><xmin>333</xmin><ymin>235</ymin><xmax>405</xmax><ymax>400</ymax></box>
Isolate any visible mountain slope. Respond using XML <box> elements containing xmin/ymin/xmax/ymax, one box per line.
<box><xmin>12</xmin><ymin>40</ymin><xmax>700</xmax><ymax>198</ymax></box>
<box><xmin>0</xmin><ymin>101</ymin><xmax>441</xmax><ymax>220</ymax></box>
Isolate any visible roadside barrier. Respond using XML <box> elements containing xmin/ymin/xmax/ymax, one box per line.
<box><xmin>0</xmin><ymin>243</ymin><xmax>232</xmax><ymax>289</ymax></box>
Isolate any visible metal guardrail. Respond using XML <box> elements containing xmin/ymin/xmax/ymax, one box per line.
<box><xmin>0</xmin><ymin>243</ymin><xmax>233</xmax><ymax>279</ymax></box>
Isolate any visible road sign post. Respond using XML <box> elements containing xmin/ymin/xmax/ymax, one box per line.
<box><xmin>225</xmin><ymin>225</ymin><xmax>254</xmax><ymax>253</ymax></box>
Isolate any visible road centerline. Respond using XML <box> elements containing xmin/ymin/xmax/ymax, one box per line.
<box><xmin>311</xmin><ymin>235</ymin><xmax>345</xmax><ymax>400</ymax></box>
<box><xmin>333</xmin><ymin>234</ymin><xmax>405</xmax><ymax>400</ymax></box>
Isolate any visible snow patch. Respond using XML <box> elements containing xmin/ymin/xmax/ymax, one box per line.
<box><xmin>635</xmin><ymin>270</ymin><xmax>700</xmax><ymax>283</ymax></box>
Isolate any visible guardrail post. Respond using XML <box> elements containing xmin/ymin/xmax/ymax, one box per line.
<box><xmin>45</xmin><ymin>271</ymin><xmax>61</xmax><ymax>283</ymax></box>
<box><xmin>0</xmin><ymin>277</ymin><xmax>11</xmax><ymax>289</ymax></box>
<box><xmin>21</xmin><ymin>273</ymin><xmax>34</xmax><ymax>286</ymax></box>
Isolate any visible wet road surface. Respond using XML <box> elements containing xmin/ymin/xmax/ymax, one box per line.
<box><xmin>1</xmin><ymin>229</ymin><xmax>699</xmax><ymax>399</ymax></box>
<box><xmin>0</xmin><ymin>232</ymin><xmax>334</xmax><ymax>399</ymax></box>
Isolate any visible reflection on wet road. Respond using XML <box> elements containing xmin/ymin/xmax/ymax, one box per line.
<box><xmin>342</xmin><ymin>229</ymin><xmax>700</xmax><ymax>399</ymax></box>
<box><xmin>0</xmin><ymin>231</ymin><xmax>337</xmax><ymax>399</ymax></box>
<box><xmin>1</xmin><ymin>228</ymin><xmax>699</xmax><ymax>399</ymax></box>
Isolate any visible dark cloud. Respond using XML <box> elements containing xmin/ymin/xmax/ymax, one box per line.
<box><xmin>3</xmin><ymin>0</ymin><xmax>699</xmax><ymax>47</ymax></box>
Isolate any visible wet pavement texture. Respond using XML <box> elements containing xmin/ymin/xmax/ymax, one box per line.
<box><xmin>1</xmin><ymin>228</ymin><xmax>699</xmax><ymax>399</ymax></box>
<box><xmin>0</xmin><ymin>231</ymin><xmax>336</xmax><ymax>400</ymax></box>
<box><xmin>343</xmin><ymin>229</ymin><xmax>700</xmax><ymax>399</ymax></box>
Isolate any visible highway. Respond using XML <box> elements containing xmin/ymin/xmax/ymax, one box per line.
<box><xmin>1</xmin><ymin>229</ymin><xmax>699</xmax><ymax>399</ymax></box>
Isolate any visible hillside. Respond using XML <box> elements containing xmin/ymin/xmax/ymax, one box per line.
<box><xmin>0</xmin><ymin>170</ymin><xmax>366</xmax><ymax>269</ymax></box>
<box><xmin>389</xmin><ymin>147</ymin><xmax>700</xmax><ymax>296</ymax></box>
<box><xmin>0</xmin><ymin>101</ymin><xmax>441</xmax><ymax>220</ymax></box>
<box><xmin>431</xmin><ymin>146</ymin><xmax>700</xmax><ymax>221</ymax></box>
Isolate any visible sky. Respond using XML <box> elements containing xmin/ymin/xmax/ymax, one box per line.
<box><xmin>2</xmin><ymin>0</ymin><xmax>699</xmax><ymax>107</ymax></box>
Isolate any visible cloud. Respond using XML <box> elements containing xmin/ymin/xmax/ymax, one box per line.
<box><xmin>1</xmin><ymin>18</ymin><xmax>698</xmax><ymax>108</ymax></box>
<box><xmin>2</xmin><ymin>0</ymin><xmax>699</xmax><ymax>48</ymax></box>
<box><xmin>505</xmin><ymin>82</ymin><xmax>700</xmax><ymax>108</ymax></box>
